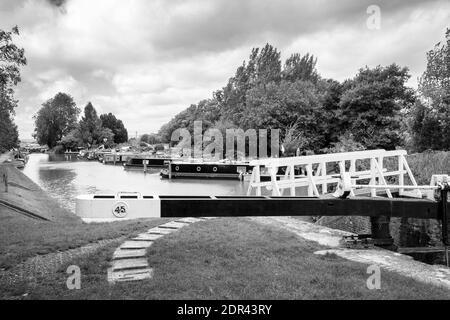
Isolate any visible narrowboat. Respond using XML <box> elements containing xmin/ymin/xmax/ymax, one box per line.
<box><xmin>160</xmin><ymin>161</ymin><xmax>253</xmax><ymax>180</ymax></box>
<box><xmin>124</xmin><ymin>157</ymin><xmax>172</xmax><ymax>169</ymax></box>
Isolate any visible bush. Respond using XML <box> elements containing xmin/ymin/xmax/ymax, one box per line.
<box><xmin>53</xmin><ymin>145</ymin><xmax>65</xmax><ymax>154</ymax></box>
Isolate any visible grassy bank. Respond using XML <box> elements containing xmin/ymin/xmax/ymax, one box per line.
<box><xmin>0</xmin><ymin>164</ymin><xmax>169</xmax><ymax>269</ymax></box>
<box><xmin>6</xmin><ymin>218</ymin><xmax>449</xmax><ymax>300</ymax></box>
<box><xmin>406</xmin><ymin>151</ymin><xmax>450</xmax><ymax>185</ymax></box>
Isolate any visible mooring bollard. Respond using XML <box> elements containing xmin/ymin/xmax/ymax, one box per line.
<box><xmin>143</xmin><ymin>160</ymin><xmax>149</xmax><ymax>173</ymax></box>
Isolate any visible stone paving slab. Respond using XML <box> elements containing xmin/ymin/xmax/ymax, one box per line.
<box><xmin>108</xmin><ymin>267</ymin><xmax>153</xmax><ymax>283</ymax></box>
<box><xmin>159</xmin><ymin>221</ymin><xmax>188</xmax><ymax>229</ymax></box>
<box><xmin>113</xmin><ymin>248</ymin><xmax>147</xmax><ymax>260</ymax></box>
<box><xmin>120</xmin><ymin>241</ymin><xmax>154</xmax><ymax>249</ymax></box>
<box><xmin>176</xmin><ymin>217</ymin><xmax>205</xmax><ymax>223</ymax></box>
<box><xmin>109</xmin><ymin>218</ymin><xmax>206</xmax><ymax>283</ymax></box>
<box><xmin>148</xmin><ymin>227</ymin><xmax>175</xmax><ymax>235</ymax></box>
<box><xmin>133</xmin><ymin>233</ymin><xmax>164</xmax><ymax>241</ymax></box>
<box><xmin>112</xmin><ymin>258</ymin><xmax>149</xmax><ymax>271</ymax></box>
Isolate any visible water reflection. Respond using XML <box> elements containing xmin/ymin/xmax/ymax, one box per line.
<box><xmin>23</xmin><ymin>153</ymin><xmax>248</xmax><ymax>212</ymax></box>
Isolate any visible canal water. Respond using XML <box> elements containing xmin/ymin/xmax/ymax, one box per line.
<box><xmin>22</xmin><ymin>153</ymin><xmax>248</xmax><ymax>213</ymax></box>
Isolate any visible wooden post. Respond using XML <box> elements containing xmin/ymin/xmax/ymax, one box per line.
<box><xmin>349</xmin><ymin>159</ymin><xmax>356</xmax><ymax>197</ymax></box>
<box><xmin>398</xmin><ymin>155</ymin><xmax>404</xmax><ymax>195</ymax></box>
<box><xmin>370</xmin><ymin>216</ymin><xmax>396</xmax><ymax>251</ymax></box>
<box><xmin>290</xmin><ymin>165</ymin><xmax>295</xmax><ymax>196</ymax></box>
<box><xmin>321</xmin><ymin>162</ymin><xmax>327</xmax><ymax>195</ymax></box>
<box><xmin>269</xmin><ymin>166</ymin><xmax>281</xmax><ymax>196</ymax></box>
<box><xmin>370</xmin><ymin>158</ymin><xmax>377</xmax><ymax>197</ymax></box>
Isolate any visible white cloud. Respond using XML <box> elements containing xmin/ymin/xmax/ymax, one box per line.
<box><xmin>0</xmin><ymin>0</ymin><xmax>449</xmax><ymax>140</ymax></box>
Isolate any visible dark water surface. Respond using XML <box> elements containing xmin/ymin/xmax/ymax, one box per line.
<box><xmin>22</xmin><ymin>153</ymin><xmax>248</xmax><ymax>213</ymax></box>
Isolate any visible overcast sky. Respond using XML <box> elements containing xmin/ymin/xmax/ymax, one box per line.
<box><xmin>1</xmin><ymin>0</ymin><xmax>449</xmax><ymax>140</ymax></box>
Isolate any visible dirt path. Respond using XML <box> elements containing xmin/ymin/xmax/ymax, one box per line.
<box><xmin>252</xmin><ymin>217</ymin><xmax>450</xmax><ymax>290</ymax></box>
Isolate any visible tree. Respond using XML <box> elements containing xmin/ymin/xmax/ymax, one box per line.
<box><xmin>219</xmin><ymin>44</ymin><xmax>282</xmax><ymax>124</ymax></box>
<box><xmin>59</xmin><ymin>127</ymin><xmax>82</xmax><ymax>151</ymax></box>
<box><xmin>407</xmin><ymin>100</ymin><xmax>443</xmax><ymax>151</ymax></box>
<box><xmin>419</xmin><ymin>28</ymin><xmax>450</xmax><ymax>104</ymax></box>
<box><xmin>339</xmin><ymin>64</ymin><xmax>415</xmax><ymax>150</ymax></box>
<box><xmin>0</xmin><ymin>26</ymin><xmax>26</xmax><ymax>151</ymax></box>
<box><xmin>317</xmin><ymin>79</ymin><xmax>344</xmax><ymax>146</ymax></box>
<box><xmin>0</xmin><ymin>109</ymin><xmax>19</xmax><ymax>152</ymax></box>
<box><xmin>140</xmin><ymin>133</ymin><xmax>161</xmax><ymax>145</ymax></box>
<box><xmin>244</xmin><ymin>80</ymin><xmax>326</xmax><ymax>151</ymax></box>
<box><xmin>283</xmin><ymin>53</ymin><xmax>319</xmax><ymax>84</ymax></box>
<box><xmin>158</xmin><ymin>99</ymin><xmax>221</xmax><ymax>143</ymax></box>
<box><xmin>78</xmin><ymin>102</ymin><xmax>104</xmax><ymax>146</ymax></box>
<box><xmin>411</xmin><ymin>28</ymin><xmax>450</xmax><ymax>151</ymax></box>
<box><xmin>100</xmin><ymin>113</ymin><xmax>128</xmax><ymax>143</ymax></box>
<box><xmin>33</xmin><ymin>93</ymin><xmax>80</xmax><ymax>148</ymax></box>
<box><xmin>98</xmin><ymin>127</ymin><xmax>115</xmax><ymax>148</ymax></box>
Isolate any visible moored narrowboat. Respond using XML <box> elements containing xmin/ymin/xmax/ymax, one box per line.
<box><xmin>160</xmin><ymin>161</ymin><xmax>253</xmax><ymax>180</ymax></box>
<box><xmin>124</xmin><ymin>157</ymin><xmax>172</xmax><ymax>169</ymax></box>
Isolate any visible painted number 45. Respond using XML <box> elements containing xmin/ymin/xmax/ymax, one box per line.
<box><xmin>112</xmin><ymin>202</ymin><xmax>128</xmax><ymax>218</ymax></box>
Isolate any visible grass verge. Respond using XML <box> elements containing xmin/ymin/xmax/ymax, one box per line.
<box><xmin>0</xmin><ymin>207</ymin><xmax>169</xmax><ymax>270</ymax></box>
<box><xmin>8</xmin><ymin>218</ymin><xmax>450</xmax><ymax>300</ymax></box>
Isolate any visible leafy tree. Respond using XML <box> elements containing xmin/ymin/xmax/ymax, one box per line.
<box><xmin>59</xmin><ymin>127</ymin><xmax>83</xmax><ymax>151</ymax></box>
<box><xmin>317</xmin><ymin>79</ymin><xmax>344</xmax><ymax>146</ymax></box>
<box><xmin>419</xmin><ymin>28</ymin><xmax>450</xmax><ymax>104</ymax></box>
<box><xmin>98</xmin><ymin>127</ymin><xmax>115</xmax><ymax>148</ymax></box>
<box><xmin>0</xmin><ymin>26</ymin><xmax>26</xmax><ymax>151</ymax></box>
<box><xmin>407</xmin><ymin>100</ymin><xmax>443</xmax><ymax>151</ymax></box>
<box><xmin>33</xmin><ymin>93</ymin><xmax>80</xmax><ymax>148</ymax></box>
<box><xmin>0</xmin><ymin>109</ymin><xmax>19</xmax><ymax>152</ymax></box>
<box><xmin>140</xmin><ymin>133</ymin><xmax>161</xmax><ymax>145</ymax></box>
<box><xmin>244</xmin><ymin>80</ymin><xmax>325</xmax><ymax>151</ymax></box>
<box><xmin>282</xmin><ymin>53</ymin><xmax>319</xmax><ymax>83</ymax></box>
<box><xmin>100</xmin><ymin>113</ymin><xmax>128</xmax><ymax>143</ymax></box>
<box><xmin>219</xmin><ymin>44</ymin><xmax>282</xmax><ymax>124</ymax></box>
<box><xmin>252</xmin><ymin>44</ymin><xmax>282</xmax><ymax>85</ymax></box>
<box><xmin>411</xmin><ymin>28</ymin><xmax>450</xmax><ymax>151</ymax></box>
<box><xmin>78</xmin><ymin>102</ymin><xmax>104</xmax><ymax>146</ymax></box>
<box><xmin>339</xmin><ymin>64</ymin><xmax>415</xmax><ymax>150</ymax></box>
<box><xmin>158</xmin><ymin>99</ymin><xmax>221</xmax><ymax>143</ymax></box>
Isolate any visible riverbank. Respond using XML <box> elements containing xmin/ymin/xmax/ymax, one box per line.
<box><xmin>1</xmin><ymin>152</ymin><xmax>450</xmax><ymax>299</ymax></box>
<box><xmin>0</xmin><ymin>163</ymin><xmax>170</xmax><ymax>270</ymax></box>
<box><xmin>7</xmin><ymin>218</ymin><xmax>450</xmax><ymax>299</ymax></box>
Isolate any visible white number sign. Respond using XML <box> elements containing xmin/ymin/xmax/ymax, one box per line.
<box><xmin>112</xmin><ymin>202</ymin><xmax>128</xmax><ymax>218</ymax></box>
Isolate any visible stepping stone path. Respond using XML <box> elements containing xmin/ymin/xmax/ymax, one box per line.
<box><xmin>107</xmin><ymin>217</ymin><xmax>214</xmax><ymax>283</ymax></box>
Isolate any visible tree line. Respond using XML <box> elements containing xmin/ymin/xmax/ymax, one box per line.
<box><xmin>0</xmin><ymin>26</ymin><xmax>129</xmax><ymax>153</ymax></box>
<box><xmin>33</xmin><ymin>93</ymin><xmax>128</xmax><ymax>150</ymax></box>
<box><xmin>158</xmin><ymin>28</ymin><xmax>450</xmax><ymax>155</ymax></box>
<box><xmin>0</xmin><ymin>27</ymin><xmax>26</xmax><ymax>153</ymax></box>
